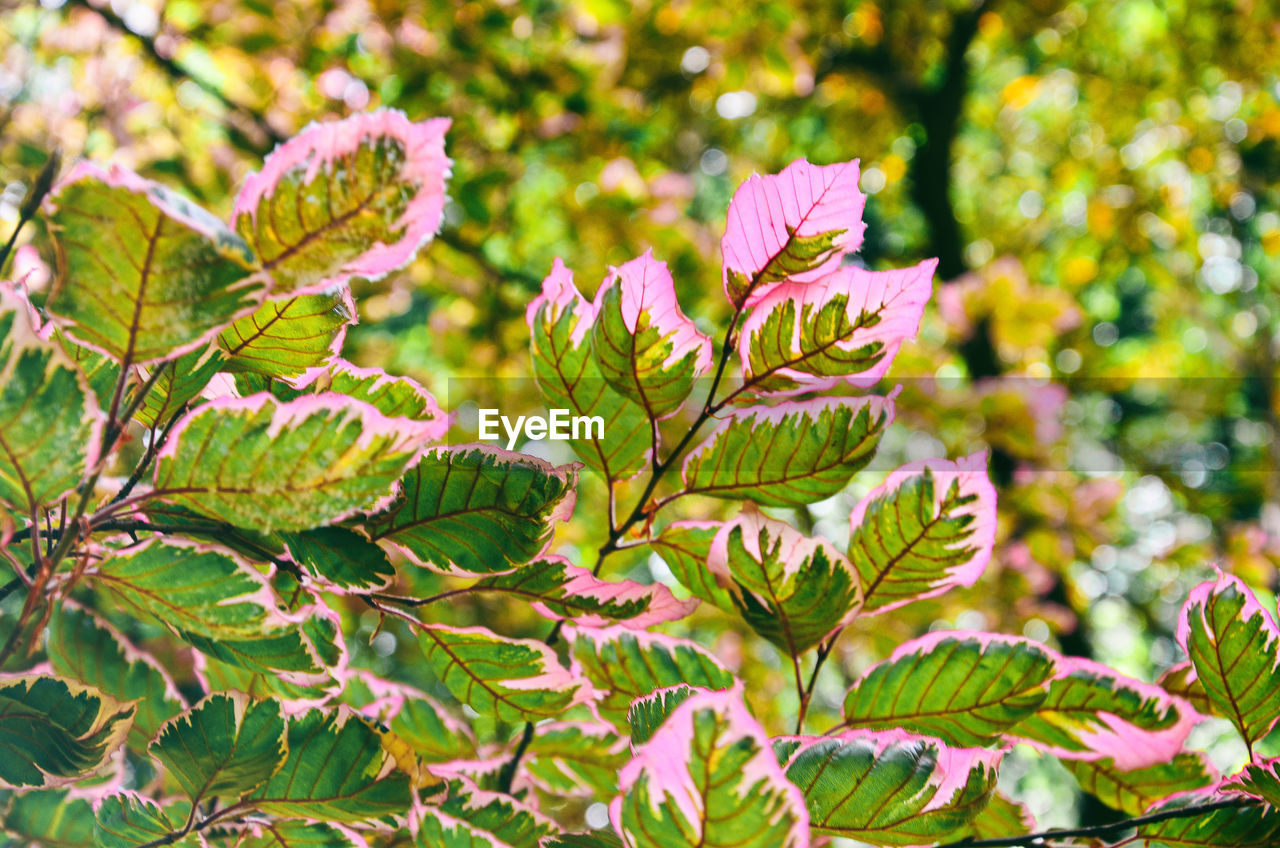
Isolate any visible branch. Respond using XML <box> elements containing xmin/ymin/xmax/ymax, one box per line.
<box><xmin>935</xmin><ymin>797</ymin><xmax>1259</xmax><ymax>848</ymax></box>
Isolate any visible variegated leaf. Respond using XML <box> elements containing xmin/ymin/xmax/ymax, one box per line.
<box><xmin>1137</xmin><ymin>792</ymin><xmax>1280</xmax><ymax>847</ymax></box>
<box><xmin>627</xmin><ymin>684</ymin><xmax>696</xmax><ymax>747</ymax></box>
<box><xmin>1225</xmin><ymin>757</ymin><xmax>1280</xmax><ymax>806</ymax></box>
<box><xmin>439</xmin><ymin>778</ymin><xmax>560</xmax><ymax>848</ymax></box>
<box><xmin>149</xmin><ymin>693</ymin><xmax>287</xmax><ymax>802</ymax></box>
<box><xmin>1064</xmin><ymin>752</ymin><xmax>1215</xmax><ymax>816</ymax></box>
<box><xmin>0</xmin><ymin>789</ymin><xmax>95</xmax><ymax>847</ymax></box>
<box><xmin>134</xmin><ymin>345</ymin><xmax>225</xmax><ymax>428</ymax></box>
<box><xmin>280</xmin><ymin>526</ymin><xmax>396</xmax><ymax>592</ymax></box>
<box><xmin>234</xmin><ymin>110</ymin><xmax>451</xmax><ymax>294</ymax></box>
<box><xmin>217</xmin><ymin>291</ymin><xmax>354</xmax><ymax>380</ymax></box>
<box><xmin>524</xmin><ymin>721</ymin><xmax>630</xmax><ymax>798</ymax></box>
<box><xmin>94</xmin><ymin>793</ymin><xmax>198</xmax><ymax>848</ymax></box>
<box><xmin>323</xmin><ymin>360</ymin><xmax>449</xmax><ymax>435</ymax></box>
<box><xmin>648</xmin><ymin>521</ymin><xmax>735</xmax><ymax>610</ymax></box>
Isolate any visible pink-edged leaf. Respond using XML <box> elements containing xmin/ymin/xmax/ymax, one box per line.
<box><xmin>848</xmin><ymin>451</ymin><xmax>997</xmax><ymax>615</ymax></box>
<box><xmin>217</xmin><ymin>289</ymin><xmax>355</xmax><ymax>381</ymax></box>
<box><xmin>322</xmin><ymin>360</ymin><xmax>450</xmax><ymax>437</ymax></box>
<box><xmin>1176</xmin><ymin>567</ymin><xmax>1280</xmax><ymax>750</ymax></box>
<box><xmin>705</xmin><ymin>505</ymin><xmax>860</xmax><ymax>655</ymax></box>
<box><xmin>1224</xmin><ymin>757</ymin><xmax>1280</xmax><ymax>806</ymax></box>
<box><xmin>528</xmin><ymin>259</ymin><xmax>651</xmax><ymax>480</ymax></box>
<box><xmin>1007</xmin><ymin>655</ymin><xmax>1198</xmax><ymax>771</ymax></box>
<box><xmin>590</xmin><ymin>250</ymin><xmax>712</xmax><ymax>420</ymax></box>
<box><xmin>366</xmin><ymin>445</ymin><xmax>579</xmax><ymax>575</ymax></box>
<box><xmin>45</xmin><ymin>161</ymin><xmax>262</xmax><ymax>365</ymax></box>
<box><xmin>524</xmin><ymin>720</ymin><xmax>631</xmax><ymax>799</ymax></box>
<box><xmin>437</xmin><ymin>774</ymin><xmax>560</xmax><ymax>847</ymax></box>
<box><xmin>414</xmin><ymin>811</ymin><xmax>521</xmax><ymax>848</ymax></box>
<box><xmin>417</xmin><ymin>623</ymin><xmax>595</xmax><ymax>723</ymax></box>
<box><xmin>626</xmin><ymin>684</ymin><xmax>698</xmax><ymax>748</ymax></box>
<box><xmin>153</xmin><ymin>393</ymin><xmax>431</xmax><ymax>532</ymax></box>
<box><xmin>721</xmin><ymin>158</ymin><xmax>866</xmax><ymax>308</ymax></box>
<box><xmin>738</xmin><ymin>259</ymin><xmax>936</xmax><ymax>395</ymax></box>
<box><xmin>1158</xmin><ymin>661</ymin><xmax>1218</xmax><ymax>718</ymax></box>
<box><xmin>680</xmin><ymin>394</ymin><xmax>895</xmax><ymax>507</ymax></box>
<box><xmin>649</xmin><ymin>521</ymin><xmax>736</xmax><ymax>610</ymax></box>
<box><xmin>1064</xmin><ymin>751</ymin><xmax>1216</xmax><ymax>816</ymax></box>
<box><xmin>956</xmin><ymin>792</ymin><xmax>1037</xmax><ymax>843</ymax></box>
<box><xmin>566</xmin><ymin>626</ymin><xmax>735</xmax><ymax>729</ymax></box>
<box><xmin>234</xmin><ymin>109</ymin><xmax>451</xmax><ymax>294</ymax></box>
<box><xmin>839</xmin><ymin>630</ymin><xmax>1057</xmax><ymax>747</ymax></box>
<box><xmin>611</xmin><ymin>686</ymin><xmax>809</xmax><ymax>848</ymax></box>
<box><xmin>473</xmin><ymin>556</ymin><xmax>697</xmax><ymax>629</ymax></box>
<box><xmin>1136</xmin><ymin>788</ymin><xmax>1280</xmax><ymax>846</ymax></box>
<box><xmin>776</xmin><ymin>729</ymin><xmax>997</xmax><ymax>846</ymax></box>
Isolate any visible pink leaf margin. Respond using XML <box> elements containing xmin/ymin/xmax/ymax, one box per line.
<box><xmin>599</xmin><ymin>249</ymin><xmax>712</xmax><ymax>373</ymax></box>
<box><xmin>526</xmin><ymin>257</ymin><xmax>597</xmax><ymax>348</ymax></box>
<box><xmin>530</xmin><ymin>555</ymin><xmax>698</xmax><ymax>629</ymax></box>
<box><xmin>610</xmin><ymin>685</ymin><xmax>810</xmax><ymax>848</ymax></box>
<box><xmin>1175</xmin><ymin>565</ymin><xmax>1280</xmax><ymax>662</ymax></box>
<box><xmin>233</xmin><ymin>109</ymin><xmax>452</xmax><ymax>293</ymax></box>
<box><xmin>721</xmin><ymin>157</ymin><xmax>866</xmax><ymax>308</ymax></box>
<box><xmin>738</xmin><ymin>258</ymin><xmax>937</xmax><ymax>394</ymax></box>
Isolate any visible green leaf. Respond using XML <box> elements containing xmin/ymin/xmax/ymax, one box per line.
<box><xmin>848</xmin><ymin>453</ymin><xmax>997</xmax><ymax>614</ymax></box>
<box><xmin>528</xmin><ymin>259</ymin><xmax>650</xmax><ymax>480</ymax></box>
<box><xmin>707</xmin><ymin>505</ymin><xmax>859</xmax><ymax>655</ymax></box>
<box><xmin>1226</xmin><ymin>758</ymin><xmax>1280</xmax><ymax>806</ymax></box>
<box><xmin>45</xmin><ymin>603</ymin><xmax>184</xmax><ymax>752</ymax></box>
<box><xmin>418</xmin><ymin>624</ymin><xmax>591</xmax><ymax>723</ymax></box>
<box><xmin>235</xmin><ymin>821</ymin><xmax>355</xmax><ymax>848</ymax></box>
<box><xmin>1064</xmin><ymin>752</ymin><xmax>1215</xmax><ymax>816</ymax></box>
<box><xmin>1158</xmin><ymin>661</ymin><xmax>1218</xmax><ymax>718</ymax></box>
<box><xmin>323</xmin><ymin>360</ymin><xmax>449</xmax><ymax>432</ymax></box>
<box><xmin>0</xmin><ymin>789</ymin><xmax>95</xmax><ymax>848</ymax></box>
<box><xmin>1008</xmin><ymin>657</ymin><xmax>1195</xmax><ymax>770</ymax></box>
<box><xmin>1177</xmin><ymin>569</ymin><xmax>1280</xmax><ymax>750</ymax></box>
<box><xmin>46</xmin><ymin>162</ymin><xmax>261</xmax><ymax>365</ymax></box>
<box><xmin>155</xmin><ymin>393</ymin><xmax>430</xmax><ymax>532</ymax></box>
<box><xmin>0</xmin><ymin>289</ymin><xmax>100</xmax><ymax>514</ymax></box>
<box><xmin>470</xmin><ymin>555</ymin><xmax>695</xmax><ymax>628</ymax></box>
<box><xmin>280</xmin><ymin>526</ymin><xmax>395</xmax><ymax>591</ymax></box>
<box><xmin>0</xmin><ymin>675</ymin><xmax>133</xmax><ymax>788</ymax></box>
<box><xmin>627</xmin><ymin>684</ymin><xmax>695</xmax><ymax>747</ymax></box>
<box><xmin>233</xmin><ymin>110</ymin><xmax>450</xmax><ymax>295</ymax></box>
<box><xmin>589</xmin><ymin>251</ymin><xmax>711</xmax><ymax>420</ymax></box>
<box><xmin>779</xmin><ymin>730</ymin><xmax>999</xmax><ymax>845</ymax></box>
<box><xmin>149</xmin><ymin>692</ymin><xmax>287</xmax><ymax>802</ymax></box>
<box><xmin>218</xmin><ymin>292</ymin><xmax>353</xmax><ymax>379</ymax></box>
<box><xmin>648</xmin><ymin>522</ymin><xmax>735</xmax><ymax>610</ymax></box>
<box><xmin>438</xmin><ymin>778</ymin><xmax>559</xmax><ymax>848</ymax></box>
<box><xmin>954</xmin><ymin>792</ymin><xmax>1035</xmax><ymax>842</ymax></box>
<box><xmin>94</xmin><ymin>793</ymin><xmax>198</xmax><ymax>848</ymax></box>
<box><xmin>368</xmin><ymin>446</ymin><xmax>578</xmax><ymax>575</ymax></box>
<box><xmin>1137</xmin><ymin>794</ymin><xmax>1280</xmax><ymax>847</ymax></box>
<box><xmin>55</xmin><ymin>328</ymin><xmax>119</xmax><ymax>406</ymax></box>
<box><xmin>388</xmin><ymin>695</ymin><xmax>478</xmax><ymax>764</ymax></box>
<box><xmin>541</xmin><ymin>834</ymin><xmax>623</xmax><ymax>848</ymax></box>
<box><xmin>567</xmin><ymin>626</ymin><xmax>734</xmax><ymax>729</ymax></box>
<box><xmin>524</xmin><ymin>721</ymin><xmax>629</xmax><ymax>798</ymax></box>
<box><xmin>134</xmin><ymin>345</ymin><xmax>226</xmax><ymax>428</ymax></box>
<box><xmin>250</xmin><ymin>708</ymin><xmax>413</xmax><ymax>822</ymax></box>
<box><xmin>680</xmin><ymin>396</ymin><xmax>892</xmax><ymax>506</ymax></box>
<box><xmin>615</xmin><ymin>687</ymin><xmax>809</xmax><ymax>848</ymax></box>
<box><xmin>840</xmin><ymin>632</ymin><xmax>1056</xmax><ymax>747</ymax></box>
<box><xmin>415</xmin><ymin>814</ymin><xmax>514</xmax><ymax>848</ymax></box>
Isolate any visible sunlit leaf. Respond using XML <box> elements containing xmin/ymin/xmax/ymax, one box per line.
<box><xmin>280</xmin><ymin>526</ymin><xmax>396</xmax><ymax>592</ymax></box>
<box><xmin>0</xmin><ymin>789</ymin><xmax>95</xmax><ymax>847</ymax></box>
<box><xmin>234</xmin><ymin>110</ymin><xmax>451</xmax><ymax>294</ymax></box>
<box><xmin>438</xmin><ymin>777</ymin><xmax>560</xmax><ymax>848</ymax></box>
<box><xmin>94</xmin><ymin>793</ymin><xmax>198</xmax><ymax>848</ymax></box>
<box><xmin>323</xmin><ymin>360</ymin><xmax>449</xmax><ymax>436</ymax></box>
<box><xmin>0</xmin><ymin>675</ymin><xmax>133</xmax><ymax>788</ymax></box>
<box><xmin>1137</xmin><ymin>792</ymin><xmax>1280</xmax><ymax>847</ymax></box>
<box><xmin>524</xmin><ymin>721</ymin><xmax>630</xmax><ymax>798</ymax></box>
<box><xmin>389</xmin><ymin>695</ymin><xmax>478</xmax><ymax>764</ymax></box>
<box><xmin>235</xmin><ymin>820</ymin><xmax>355</xmax><ymax>848</ymax></box>
<box><xmin>1064</xmin><ymin>752</ymin><xmax>1215</xmax><ymax>816</ymax></box>
<box><xmin>218</xmin><ymin>291</ymin><xmax>354</xmax><ymax>380</ymax></box>
<box><xmin>627</xmin><ymin>684</ymin><xmax>696</xmax><ymax>748</ymax></box>
<box><xmin>134</xmin><ymin>345</ymin><xmax>226</xmax><ymax>428</ymax></box>
<box><xmin>1224</xmin><ymin>757</ymin><xmax>1280</xmax><ymax>806</ymax></box>
<box><xmin>648</xmin><ymin>521</ymin><xmax>735</xmax><ymax>610</ymax></box>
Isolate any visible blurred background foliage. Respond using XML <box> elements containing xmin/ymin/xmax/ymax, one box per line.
<box><xmin>4</xmin><ymin>0</ymin><xmax>1280</xmax><ymax>831</ymax></box>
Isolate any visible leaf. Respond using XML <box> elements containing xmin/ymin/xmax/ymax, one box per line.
<box><xmin>1137</xmin><ymin>793</ymin><xmax>1280</xmax><ymax>847</ymax></box>
<box><xmin>217</xmin><ymin>291</ymin><xmax>354</xmax><ymax>380</ymax></box>
<box><xmin>46</xmin><ymin>161</ymin><xmax>262</xmax><ymax>365</ymax></box>
<box><xmin>0</xmin><ymin>789</ymin><xmax>95</xmax><ymax>848</ymax></box>
<box><xmin>56</xmin><ymin>327</ymin><xmax>120</xmax><ymax>405</ymax></box>
<box><xmin>955</xmin><ymin>792</ymin><xmax>1036</xmax><ymax>842</ymax></box>
<box><xmin>149</xmin><ymin>692</ymin><xmax>287</xmax><ymax>802</ymax></box>
<box><xmin>738</xmin><ymin>259</ymin><xmax>936</xmax><ymax>394</ymax></box>
<box><xmin>1158</xmin><ymin>661</ymin><xmax>1218</xmax><ymax>718</ymax></box>
<box><xmin>840</xmin><ymin>631</ymin><xmax>1057</xmax><ymax>746</ymax></box>
<box><xmin>155</xmin><ymin>393</ymin><xmax>431</xmax><ymax>532</ymax></box>
<box><xmin>1224</xmin><ymin>757</ymin><xmax>1280</xmax><ymax>806</ymax></box>
<box><xmin>235</xmin><ymin>821</ymin><xmax>355</xmax><ymax>848</ymax></box>
<box><xmin>589</xmin><ymin>250</ymin><xmax>712</xmax><ymax>420</ymax></box>
<box><xmin>323</xmin><ymin>360</ymin><xmax>449</xmax><ymax>435</ymax></box>
<box><xmin>280</xmin><ymin>526</ymin><xmax>396</xmax><ymax>591</ymax></box>
<box><xmin>368</xmin><ymin>446</ymin><xmax>578</xmax><ymax>575</ymax></box>
<box><xmin>0</xmin><ymin>287</ymin><xmax>101</xmax><ymax>513</ymax></box>
<box><xmin>541</xmin><ymin>834</ymin><xmax>623</xmax><ymax>848</ymax></box>
<box><xmin>234</xmin><ymin>109</ymin><xmax>451</xmax><ymax>294</ymax></box>
<box><xmin>567</xmin><ymin>626</ymin><xmax>734</xmax><ymax>729</ymax></box>
<box><xmin>389</xmin><ymin>695</ymin><xmax>478</xmax><ymax>764</ymax></box>
<box><xmin>706</xmin><ymin>506</ymin><xmax>859</xmax><ymax>655</ymax></box>
<box><xmin>94</xmin><ymin>793</ymin><xmax>198</xmax><ymax>848</ymax></box>
<box><xmin>848</xmin><ymin>452</ymin><xmax>998</xmax><ymax>615</ymax></box>
<box><xmin>438</xmin><ymin>778</ymin><xmax>560</xmax><ymax>848</ymax></box>
<box><xmin>627</xmin><ymin>684</ymin><xmax>696</xmax><ymax>747</ymax></box>
<box><xmin>721</xmin><ymin>158</ymin><xmax>865</xmax><ymax>308</ymax></box>
<box><xmin>419</xmin><ymin>623</ymin><xmax>593</xmax><ymax>723</ymax></box>
<box><xmin>250</xmin><ymin>707</ymin><xmax>414</xmax><ymax>822</ymax></box>
<box><xmin>1176</xmin><ymin>568</ymin><xmax>1280</xmax><ymax>750</ymax></box>
<box><xmin>648</xmin><ymin>521</ymin><xmax>734</xmax><ymax>610</ymax></box>
<box><xmin>1064</xmin><ymin>752</ymin><xmax>1215</xmax><ymax>816</ymax></box>
<box><xmin>134</xmin><ymin>345</ymin><xmax>226</xmax><ymax>428</ymax></box>
<box><xmin>777</xmin><ymin>730</ymin><xmax>999</xmax><ymax>845</ymax></box>
<box><xmin>524</xmin><ymin>721</ymin><xmax>630</xmax><ymax>798</ymax></box>
<box><xmin>527</xmin><ymin>258</ymin><xmax>650</xmax><ymax>480</ymax></box>
<box><xmin>0</xmin><ymin>675</ymin><xmax>133</xmax><ymax>788</ymax></box>
<box><xmin>416</xmin><ymin>813</ymin><xmax>517</xmax><ymax>848</ymax></box>
<box><xmin>45</xmin><ymin>602</ymin><xmax>184</xmax><ymax>752</ymax></box>
<box><xmin>681</xmin><ymin>395</ymin><xmax>893</xmax><ymax>507</ymax></box>
<box><xmin>472</xmin><ymin>556</ymin><xmax>697</xmax><ymax>629</ymax></box>
<box><xmin>1007</xmin><ymin>656</ymin><xmax>1197</xmax><ymax>770</ymax></box>
<box><xmin>612</xmin><ymin>686</ymin><xmax>809</xmax><ymax>848</ymax></box>
<box><xmin>88</xmin><ymin>540</ymin><xmax>331</xmax><ymax>683</ymax></box>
